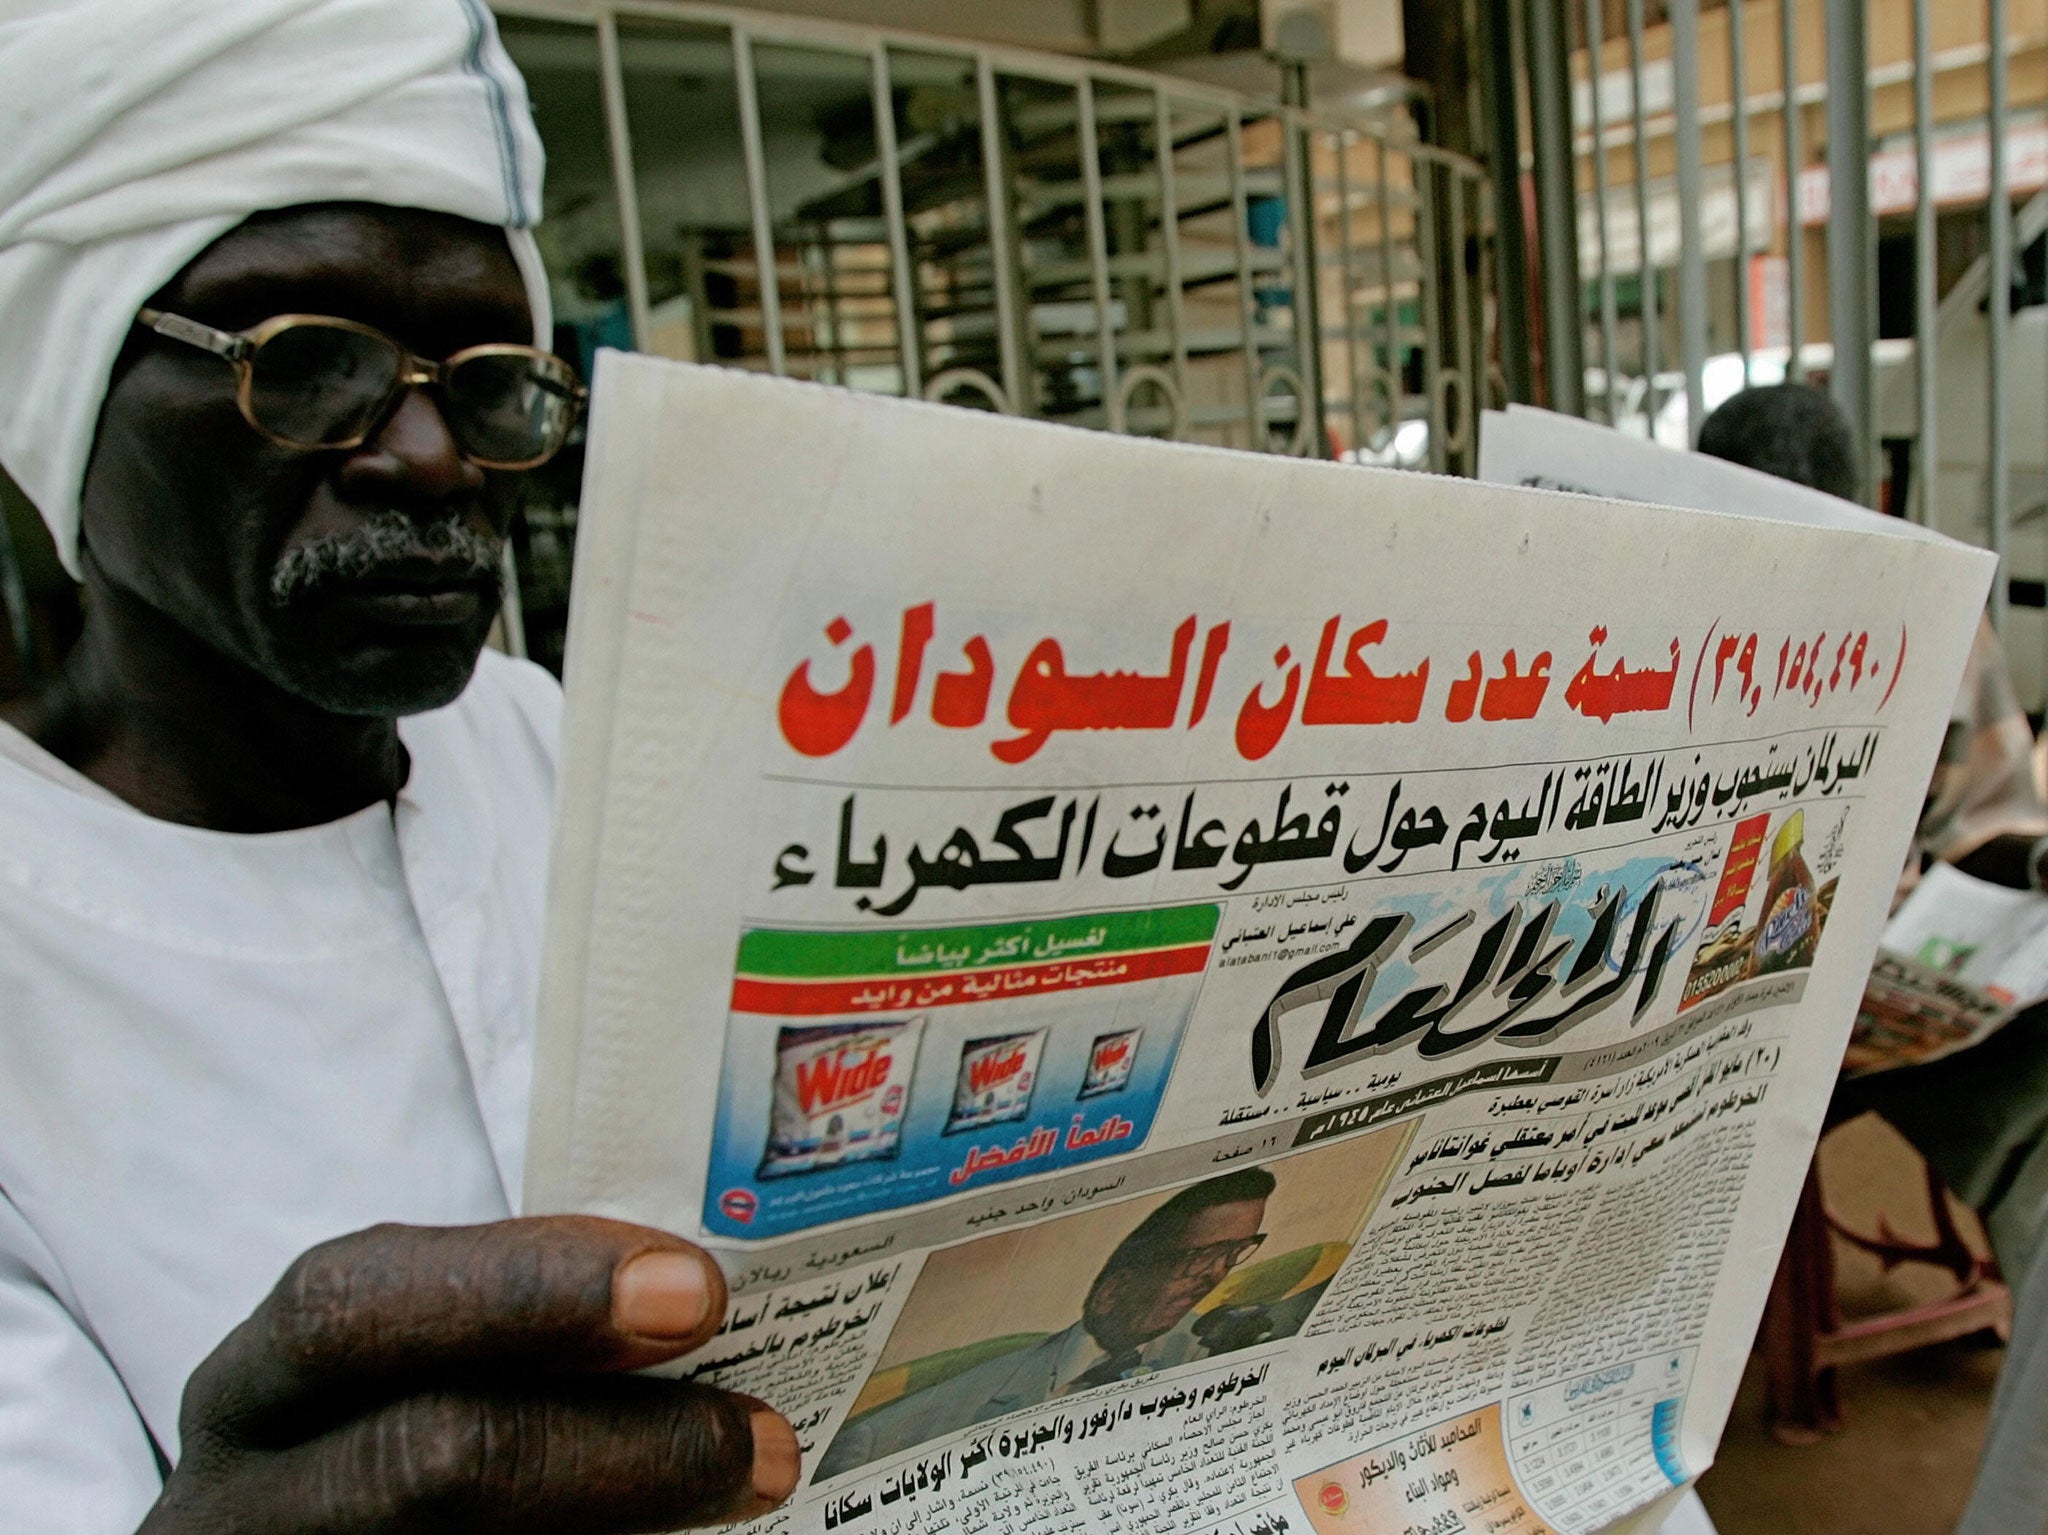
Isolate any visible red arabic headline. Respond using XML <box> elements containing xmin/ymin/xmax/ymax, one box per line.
<box><xmin>777</xmin><ymin>604</ymin><xmax>1906</xmax><ymax>763</ymax></box>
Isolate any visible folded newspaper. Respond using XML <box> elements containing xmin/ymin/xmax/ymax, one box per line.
<box><xmin>1848</xmin><ymin>861</ymin><xmax>2048</xmax><ymax>1075</ymax></box>
<box><xmin>528</xmin><ymin>370</ymin><xmax>1990</xmax><ymax>1535</ymax></box>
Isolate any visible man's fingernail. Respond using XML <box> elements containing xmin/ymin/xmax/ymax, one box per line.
<box><xmin>613</xmin><ymin>1250</ymin><xmax>715</xmax><ymax>1339</ymax></box>
<box><xmin>750</xmin><ymin>1410</ymin><xmax>801</xmax><ymax>1503</ymax></box>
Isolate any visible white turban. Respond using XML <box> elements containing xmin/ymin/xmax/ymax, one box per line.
<box><xmin>0</xmin><ymin>0</ymin><xmax>552</xmax><ymax>577</ymax></box>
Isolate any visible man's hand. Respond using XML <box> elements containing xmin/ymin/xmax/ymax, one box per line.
<box><xmin>138</xmin><ymin>1217</ymin><xmax>800</xmax><ymax>1534</ymax></box>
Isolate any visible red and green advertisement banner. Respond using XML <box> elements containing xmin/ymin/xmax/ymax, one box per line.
<box><xmin>731</xmin><ymin>904</ymin><xmax>1220</xmax><ymax>1016</ymax></box>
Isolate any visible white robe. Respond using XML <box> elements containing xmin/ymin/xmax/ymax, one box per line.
<box><xmin>0</xmin><ymin>648</ymin><xmax>556</xmax><ymax>1533</ymax></box>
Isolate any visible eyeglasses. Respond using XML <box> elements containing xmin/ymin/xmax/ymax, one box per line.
<box><xmin>134</xmin><ymin>308</ymin><xmax>585</xmax><ymax>470</ymax></box>
<box><xmin>1153</xmin><ymin>1234</ymin><xmax>1266</xmax><ymax>1282</ymax></box>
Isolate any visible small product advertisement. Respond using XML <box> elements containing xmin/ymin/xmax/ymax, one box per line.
<box><xmin>1679</xmin><ymin>803</ymin><xmax>1845</xmax><ymax>1011</ymax></box>
<box><xmin>704</xmin><ymin>905</ymin><xmax>1218</xmax><ymax>1238</ymax></box>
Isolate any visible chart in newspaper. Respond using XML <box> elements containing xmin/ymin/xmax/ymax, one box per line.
<box><xmin>528</xmin><ymin>362</ymin><xmax>1991</xmax><ymax>1535</ymax></box>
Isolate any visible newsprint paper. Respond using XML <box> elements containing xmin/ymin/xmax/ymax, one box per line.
<box><xmin>528</xmin><ymin>357</ymin><xmax>1992</xmax><ymax>1535</ymax></box>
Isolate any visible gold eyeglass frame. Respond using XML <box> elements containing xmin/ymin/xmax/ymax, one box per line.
<box><xmin>133</xmin><ymin>307</ymin><xmax>586</xmax><ymax>470</ymax></box>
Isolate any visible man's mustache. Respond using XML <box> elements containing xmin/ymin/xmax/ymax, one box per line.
<box><xmin>269</xmin><ymin>512</ymin><xmax>505</xmax><ymax>608</ymax></box>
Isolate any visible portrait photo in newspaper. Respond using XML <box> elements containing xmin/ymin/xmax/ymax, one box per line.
<box><xmin>816</xmin><ymin>1124</ymin><xmax>1405</xmax><ymax>1477</ymax></box>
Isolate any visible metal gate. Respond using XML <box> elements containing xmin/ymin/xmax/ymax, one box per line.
<box><xmin>486</xmin><ymin>0</ymin><xmax>1499</xmax><ymax>668</ymax></box>
<box><xmin>497</xmin><ymin>1</ymin><xmax>1494</xmax><ymax>461</ymax></box>
<box><xmin>1496</xmin><ymin>0</ymin><xmax>2048</xmax><ymax>705</ymax></box>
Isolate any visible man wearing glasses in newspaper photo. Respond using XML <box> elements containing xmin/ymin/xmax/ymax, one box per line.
<box><xmin>818</xmin><ymin>1169</ymin><xmax>1281</xmax><ymax>1478</ymax></box>
<box><xmin>0</xmin><ymin>3</ymin><xmax>796</xmax><ymax>1530</ymax></box>
<box><xmin>817</xmin><ymin>1130</ymin><xmax>1401</xmax><ymax>1482</ymax></box>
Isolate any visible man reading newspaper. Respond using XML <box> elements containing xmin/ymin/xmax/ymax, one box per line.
<box><xmin>0</xmin><ymin>10</ymin><xmax>1992</xmax><ymax>1535</ymax></box>
<box><xmin>0</xmin><ymin>4</ymin><xmax>794</xmax><ymax>1529</ymax></box>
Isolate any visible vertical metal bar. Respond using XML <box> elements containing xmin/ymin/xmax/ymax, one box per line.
<box><xmin>1626</xmin><ymin>0</ymin><xmax>1661</xmax><ymax>420</ymax></box>
<box><xmin>1911</xmin><ymin>0</ymin><xmax>1937</xmax><ymax>525</ymax></box>
<box><xmin>975</xmin><ymin>55</ymin><xmax>1025</xmax><ymax>414</ymax></box>
<box><xmin>1584</xmin><ymin>0</ymin><xmax>1621</xmax><ymax>423</ymax></box>
<box><xmin>499</xmin><ymin>545</ymin><xmax>528</xmax><ymax>660</ymax></box>
<box><xmin>1824</xmin><ymin>0</ymin><xmax>1875</xmax><ymax>504</ymax></box>
<box><xmin>1154</xmin><ymin>92</ymin><xmax>1189</xmax><ymax>404</ymax></box>
<box><xmin>1451</xmin><ymin>173</ymin><xmax>1474</xmax><ymax>466</ymax></box>
<box><xmin>596</xmin><ymin>11</ymin><xmax>652</xmax><ymax>351</ymax></box>
<box><xmin>1989</xmin><ymin>0</ymin><xmax>2012</xmax><ymax>630</ymax></box>
<box><xmin>1336</xmin><ymin>131</ymin><xmax>1364</xmax><ymax>455</ymax></box>
<box><xmin>1781</xmin><ymin>0</ymin><xmax>1806</xmax><ymax>380</ymax></box>
<box><xmin>732</xmin><ymin>28</ymin><xmax>786</xmax><ymax>376</ymax></box>
<box><xmin>1671</xmin><ymin>0</ymin><xmax>1710</xmax><ymax>442</ymax></box>
<box><xmin>1480</xmin><ymin>0</ymin><xmax>1534</xmax><ymax>403</ymax></box>
<box><xmin>1480</xmin><ymin>172</ymin><xmax>1503</xmax><ymax>409</ymax></box>
<box><xmin>814</xmin><ymin>225</ymin><xmax>845</xmax><ymax>383</ymax></box>
<box><xmin>1378</xmin><ymin>137</ymin><xmax>1399</xmax><ymax>435</ymax></box>
<box><xmin>1471</xmin><ymin>173</ymin><xmax>1489</xmax><ymax>424</ymax></box>
<box><xmin>871</xmin><ymin>45</ymin><xmax>922</xmax><ymax>397</ymax></box>
<box><xmin>1283</xmin><ymin>113</ymin><xmax>1325</xmax><ymax>454</ymax></box>
<box><xmin>1227</xmin><ymin>107</ymin><xmax>1264</xmax><ymax>447</ymax></box>
<box><xmin>1418</xmin><ymin>156</ymin><xmax>1448</xmax><ymax>472</ymax></box>
<box><xmin>1076</xmin><ymin>77</ymin><xmax>1122</xmax><ymax>431</ymax></box>
<box><xmin>1729</xmin><ymin>0</ymin><xmax>1754</xmax><ymax>385</ymax></box>
<box><xmin>1527</xmin><ymin>0</ymin><xmax>1586</xmax><ymax>416</ymax></box>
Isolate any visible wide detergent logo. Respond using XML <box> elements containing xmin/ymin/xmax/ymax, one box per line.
<box><xmin>796</xmin><ymin>1036</ymin><xmax>902</xmax><ymax>1117</ymax></box>
<box><xmin>945</xmin><ymin>1030</ymin><xmax>1047</xmax><ymax>1135</ymax></box>
<box><xmin>762</xmin><ymin>1021</ymin><xmax>922</xmax><ymax>1179</ymax></box>
<box><xmin>965</xmin><ymin>1040</ymin><xmax>1029</xmax><ymax>1095</ymax></box>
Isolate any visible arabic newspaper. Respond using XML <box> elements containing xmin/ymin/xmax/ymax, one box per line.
<box><xmin>526</xmin><ymin>361</ymin><xmax>1992</xmax><ymax>1535</ymax></box>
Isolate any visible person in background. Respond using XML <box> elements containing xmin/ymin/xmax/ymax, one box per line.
<box><xmin>1700</xmin><ymin>382</ymin><xmax>2048</xmax><ymax>1535</ymax></box>
<box><xmin>0</xmin><ymin>4</ymin><xmax>794</xmax><ymax>1530</ymax></box>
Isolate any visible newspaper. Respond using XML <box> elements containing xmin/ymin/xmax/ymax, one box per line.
<box><xmin>1847</xmin><ymin>862</ymin><xmax>2048</xmax><ymax>1074</ymax></box>
<box><xmin>527</xmin><ymin>363</ymin><xmax>1991</xmax><ymax>1535</ymax></box>
<box><xmin>1474</xmin><ymin>403</ymin><xmax>1952</xmax><ymax>545</ymax></box>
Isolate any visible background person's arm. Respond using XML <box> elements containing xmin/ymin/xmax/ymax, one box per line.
<box><xmin>1920</xmin><ymin>620</ymin><xmax>2048</xmax><ymax>889</ymax></box>
<box><xmin>1951</xmin><ymin>831</ymin><xmax>2042</xmax><ymax>890</ymax></box>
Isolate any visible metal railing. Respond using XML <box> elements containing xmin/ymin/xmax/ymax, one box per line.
<box><xmin>1511</xmin><ymin>0</ymin><xmax>2048</xmax><ymax>707</ymax></box>
<box><xmin>485</xmin><ymin>0</ymin><xmax>1498</xmax><ymax>671</ymax></box>
<box><xmin>495</xmin><ymin>0</ymin><xmax>1493</xmax><ymax>459</ymax></box>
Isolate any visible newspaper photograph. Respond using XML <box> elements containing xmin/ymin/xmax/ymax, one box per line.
<box><xmin>527</xmin><ymin>359</ymin><xmax>1992</xmax><ymax>1535</ymax></box>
